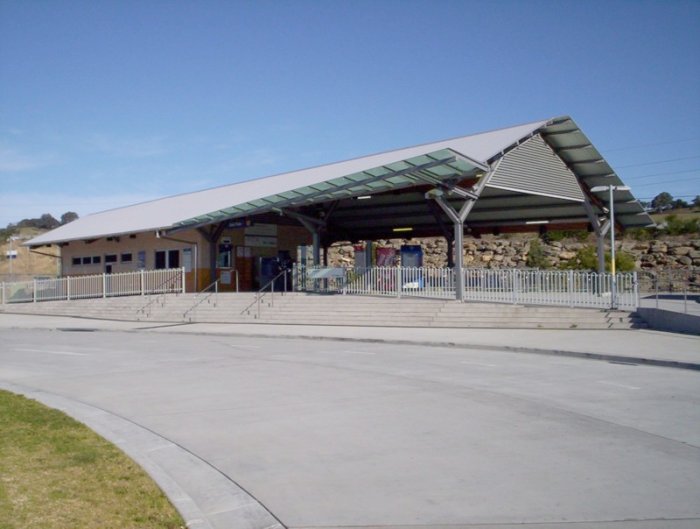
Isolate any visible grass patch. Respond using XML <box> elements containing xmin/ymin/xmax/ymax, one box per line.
<box><xmin>0</xmin><ymin>390</ymin><xmax>185</xmax><ymax>529</ymax></box>
<box><xmin>650</xmin><ymin>207</ymin><xmax>700</xmax><ymax>223</ymax></box>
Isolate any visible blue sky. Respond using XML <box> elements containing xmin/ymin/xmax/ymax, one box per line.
<box><xmin>1</xmin><ymin>0</ymin><xmax>699</xmax><ymax>227</ymax></box>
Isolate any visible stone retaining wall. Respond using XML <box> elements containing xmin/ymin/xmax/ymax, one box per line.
<box><xmin>328</xmin><ymin>235</ymin><xmax>700</xmax><ymax>283</ymax></box>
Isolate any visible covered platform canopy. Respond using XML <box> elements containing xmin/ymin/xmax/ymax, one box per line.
<box><xmin>27</xmin><ymin>115</ymin><xmax>653</xmax><ymax>291</ymax></box>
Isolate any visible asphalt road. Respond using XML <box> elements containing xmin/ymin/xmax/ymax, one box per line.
<box><xmin>1</xmin><ymin>328</ymin><xmax>699</xmax><ymax>528</ymax></box>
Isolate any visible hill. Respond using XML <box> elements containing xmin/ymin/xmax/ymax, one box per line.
<box><xmin>0</xmin><ymin>228</ymin><xmax>60</xmax><ymax>282</ymax></box>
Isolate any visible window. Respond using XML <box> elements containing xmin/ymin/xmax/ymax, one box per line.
<box><xmin>92</xmin><ymin>256</ymin><xmax>101</xmax><ymax>264</ymax></box>
<box><xmin>155</xmin><ymin>249</ymin><xmax>179</xmax><ymax>269</ymax></box>
<box><xmin>168</xmin><ymin>249</ymin><xmax>179</xmax><ymax>268</ymax></box>
<box><xmin>105</xmin><ymin>254</ymin><xmax>117</xmax><ymax>263</ymax></box>
<box><xmin>81</xmin><ymin>256</ymin><xmax>92</xmax><ymax>265</ymax></box>
<box><xmin>121</xmin><ymin>253</ymin><xmax>133</xmax><ymax>262</ymax></box>
<box><xmin>72</xmin><ymin>257</ymin><xmax>81</xmax><ymax>266</ymax></box>
<box><xmin>155</xmin><ymin>250</ymin><xmax>166</xmax><ymax>269</ymax></box>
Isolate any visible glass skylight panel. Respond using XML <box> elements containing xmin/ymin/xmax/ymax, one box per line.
<box><xmin>279</xmin><ymin>190</ymin><xmax>303</xmax><ymax>200</ymax></box>
<box><xmin>360</xmin><ymin>167</ymin><xmax>391</xmax><ymax>178</ymax></box>
<box><xmin>426</xmin><ymin>165</ymin><xmax>456</xmax><ymax>177</ymax></box>
<box><xmin>406</xmin><ymin>154</ymin><xmax>434</xmax><ymax>166</ymax></box>
<box><xmin>308</xmin><ymin>182</ymin><xmax>333</xmax><ymax>191</ymax></box>
<box><xmin>261</xmin><ymin>194</ymin><xmax>286</xmax><ymax>203</ymax></box>
<box><xmin>295</xmin><ymin>186</ymin><xmax>321</xmax><ymax>196</ymax></box>
<box><xmin>386</xmin><ymin>160</ymin><xmax>412</xmax><ymax>172</ymax></box>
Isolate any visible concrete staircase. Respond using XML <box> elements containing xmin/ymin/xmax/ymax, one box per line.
<box><xmin>0</xmin><ymin>293</ymin><xmax>255</xmax><ymax>323</ymax></box>
<box><xmin>1</xmin><ymin>292</ymin><xmax>647</xmax><ymax>329</ymax></box>
<box><xmin>250</xmin><ymin>293</ymin><xmax>646</xmax><ymax>329</ymax></box>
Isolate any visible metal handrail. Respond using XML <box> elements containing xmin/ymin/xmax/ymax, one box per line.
<box><xmin>240</xmin><ymin>269</ymin><xmax>289</xmax><ymax>319</ymax></box>
<box><xmin>299</xmin><ymin>265</ymin><xmax>639</xmax><ymax>310</ymax></box>
<box><xmin>136</xmin><ymin>269</ymin><xmax>184</xmax><ymax>317</ymax></box>
<box><xmin>183</xmin><ymin>279</ymin><xmax>219</xmax><ymax>321</ymax></box>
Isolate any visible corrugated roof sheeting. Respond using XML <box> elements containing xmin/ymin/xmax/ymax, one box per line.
<box><xmin>487</xmin><ymin>135</ymin><xmax>585</xmax><ymax>201</ymax></box>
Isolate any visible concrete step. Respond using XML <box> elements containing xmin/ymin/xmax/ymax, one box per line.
<box><xmin>2</xmin><ymin>292</ymin><xmax>644</xmax><ymax>329</ymax></box>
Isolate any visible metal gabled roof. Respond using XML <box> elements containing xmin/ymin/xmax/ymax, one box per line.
<box><xmin>539</xmin><ymin>116</ymin><xmax>653</xmax><ymax>228</ymax></box>
<box><xmin>25</xmin><ymin>116</ymin><xmax>653</xmax><ymax>247</ymax></box>
<box><xmin>25</xmin><ymin>119</ymin><xmax>547</xmax><ymax>246</ymax></box>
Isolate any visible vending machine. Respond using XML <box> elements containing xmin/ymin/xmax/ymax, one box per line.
<box><xmin>400</xmin><ymin>245</ymin><xmax>423</xmax><ymax>267</ymax></box>
<box><xmin>400</xmin><ymin>245</ymin><xmax>424</xmax><ymax>289</ymax></box>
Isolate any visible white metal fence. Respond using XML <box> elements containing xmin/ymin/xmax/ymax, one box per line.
<box><xmin>1</xmin><ymin>268</ymin><xmax>185</xmax><ymax>304</ymax></box>
<box><xmin>294</xmin><ymin>265</ymin><xmax>638</xmax><ymax>310</ymax></box>
<box><xmin>345</xmin><ymin>267</ymin><xmax>456</xmax><ymax>299</ymax></box>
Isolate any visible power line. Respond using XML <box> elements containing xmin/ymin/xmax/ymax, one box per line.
<box><xmin>605</xmin><ymin>137</ymin><xmax>700</xmax><ymax>153</ymax></box>
<box><xmin>631</xmin><ymin>176</ymin><xmax>700</xmax><ymax>188</ymax></box>
<box><xmin>624</xmin><ymin>168</ymin><xmax>699</xmax><ymax>180</ymax></box>
<box><xmin>616</xmin><ymin>155</ymin><xmax>700</xmax><ymax>169</ymax></box>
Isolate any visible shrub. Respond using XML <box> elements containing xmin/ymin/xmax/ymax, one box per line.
<box><xmin>545</xmin><ymin>230</ymin><xmax>589</xmax><ymax>242</ymax></box>
<box><xmin>612</xmin><ymin>251</ymin><xmax>636</xmax><ymax>272</ymax></box>
<box><xmin>526</xmin><ymin>239</ymin><xmax>550</xmax><ymax>269</ymax></box>
<box><xmin>566</xmin><ymin>245</ymin><xmax>598</xmax><ymax>271</ymax></box>
<box><xmin>663</xmin><ymin>214</ymin><xmax>700</xmax><ymax>235</ymax></box>
<box><xmin>560</xmin><ymin>245</ymin><xmax>636</xmax><ymax>272</ymax></box>
<box><xmin>625</xmin><ymin>227</ymin><xmax>653</xmax><ymax>241</ymax></box>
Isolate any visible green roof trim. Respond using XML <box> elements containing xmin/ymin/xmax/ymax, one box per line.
<box><xmin>172</xmin><ymin>149</ymin><xmax>485</xmax><ymax>229</ymax></box>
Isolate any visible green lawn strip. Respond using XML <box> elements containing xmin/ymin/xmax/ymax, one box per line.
<box><xmin>0</xmin><ymin>390</ymin><xmax>185</xmax><ymax>529</ymax></box>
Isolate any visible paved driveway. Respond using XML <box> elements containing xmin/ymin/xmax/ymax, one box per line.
<box><xmin>1</xmin><ymin>328</ymin><xmax>699</xmax><ymax>528</ymax></box>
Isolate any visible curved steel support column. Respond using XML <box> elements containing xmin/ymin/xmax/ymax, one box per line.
<box><xmin>427</xmin><ymin>170</ymin><xmax>494</xmax><ymax>301</ymax></box>
<box><xmin>582</xmin><ymin>198</ymin><xmax>610</xmax><ymax>275</ymax></box>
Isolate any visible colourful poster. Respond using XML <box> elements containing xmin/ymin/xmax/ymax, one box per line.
<box><xmin>376</xmin><ymin>247</ymin><xmax>396</xmax><ymax>267</ymax></box>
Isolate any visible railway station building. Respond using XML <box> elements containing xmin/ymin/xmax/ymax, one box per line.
<box><xmin>26</xmin><ymin>116</ymin><xmax>652</xmax><ymax>295</ymax></box>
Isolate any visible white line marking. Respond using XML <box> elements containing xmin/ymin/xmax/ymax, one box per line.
<box><xmin>597</xmin><ymin>380</ymin><xmax>640</xmax><ymax>390</ymax></box>
<box><xmin>14</xmin><ymin>348</ymin><xmax>87</xmax><ymax>356</ymax></box>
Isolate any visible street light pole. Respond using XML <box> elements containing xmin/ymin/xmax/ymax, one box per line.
<box><xmin>8</xmin><ymin>236</ymin><xmax>18</xmax><ymax>282</ymax></box>
<box><xmin>590</xmin><ymin>185</ymin><xmax>631</xmax><ymax>309</ymax></box>
<box><xmin>609</xmin><ymin>185</ymin><xmax>617</xmax><ymax>308</ymax></box>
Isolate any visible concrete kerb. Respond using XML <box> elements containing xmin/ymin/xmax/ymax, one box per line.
<box><xmin>143</xmin><ymin>327</ymin><xmax>700</xmax><ymax>372</ymax></box>
<box><xmin>0</xmin><ymin>381</ymin><xmax>286</xmax><ymax>529</ymax></box>
<box><xmin>1</xmin><ymin>313</ymin><xmax>699</xmax><ymax>371</ymax></box>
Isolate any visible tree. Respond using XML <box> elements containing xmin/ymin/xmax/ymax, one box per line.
<box><xmin>651</xmin><ymin>192</ymin><xmax>673</xmax><ymax>211</ymax></box>
<box><xmin>0</xmin><ymin>225</ymin><xmax>18</xmax><ymax>243</ymax></box>
<box><xmin>672</xmin><ymin>198</ymin><xmax>689</xmax><ymax>209</ymax></box>
<box><xmin>60</xmin><ymin>211</ymin><xmax>79</xmax><ymax>225</ymax></box>
<box><xmin>37</xmin><ymin>213</ymin><xmax>60</xmax><ymax>229</ymax></box>
<box><xmin>16</xmin><ymin>213</ymin><xmax>60</xmax><ymax>230</ymax></box>
<box><xmin>693</xmin><ymin>195</ymin><xmax>700</xmax><ymax>209</ymax></box>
